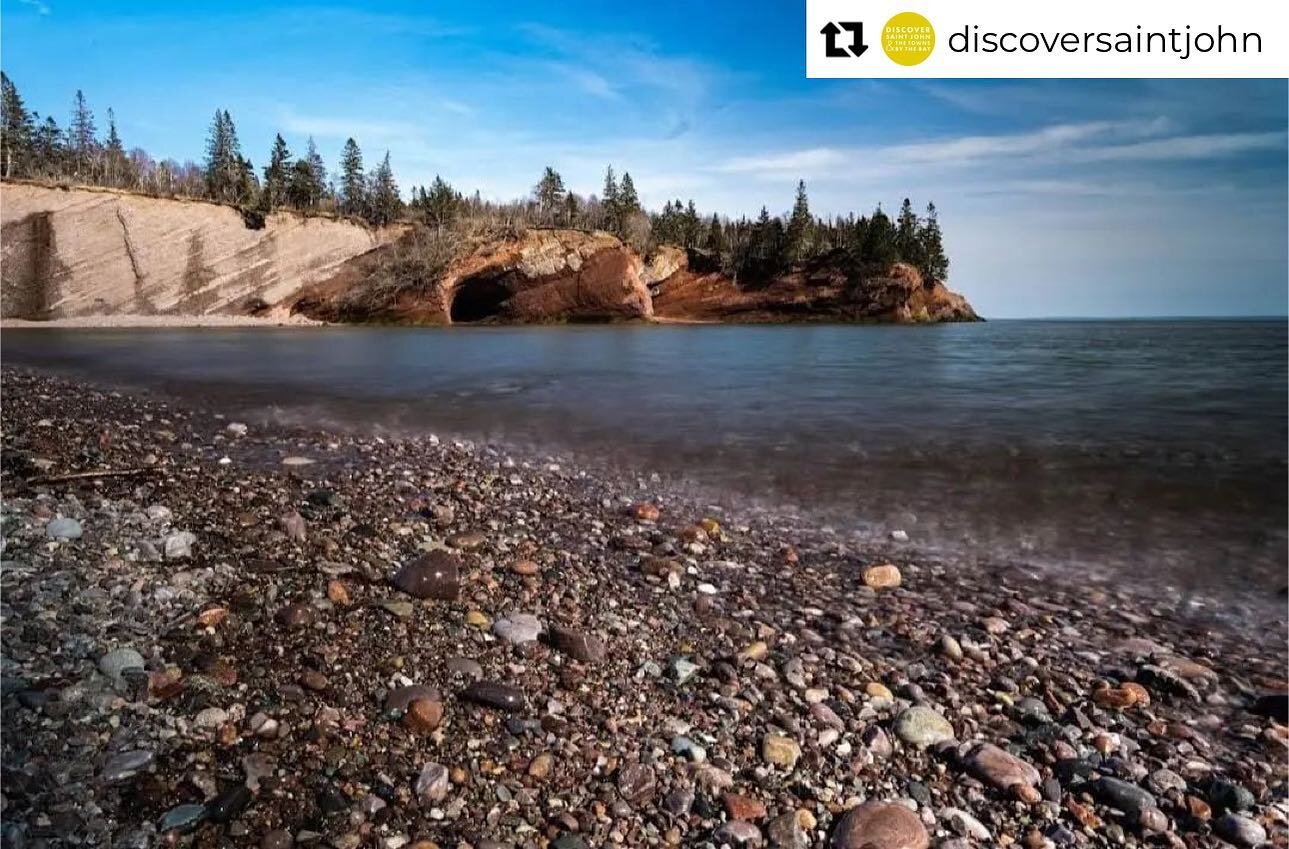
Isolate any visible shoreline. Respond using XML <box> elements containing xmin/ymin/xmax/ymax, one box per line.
<box><xmin>1</xmin><ymin>367</ymin><xmax>1285</xmax><ymax>848</ymax></box>
<box><xmin>1</xmin><ymin>314</ymin><xmax>326</xmax><ymax>329</ymax></box>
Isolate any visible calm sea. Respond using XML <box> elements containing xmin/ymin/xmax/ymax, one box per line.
<box><xmin>5</xmin><ymin>319</ymin><xmax>1285</xmax><ymax>594</ymax></box>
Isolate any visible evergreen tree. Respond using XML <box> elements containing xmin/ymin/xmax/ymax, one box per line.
<box><xmin>285</xmin><ymin>137</ymin><xmax>326</xmax><ymax>209</ymax></box>
<box><xmin>563</xmin><ymin>191</ymin><xmax>579</xmax><ymax>227</ymax></box>
<box><xmin>366</xmin><ymin>151</ymin><xmax>401</xmax><ymax>226</ymax></box>
<box><xmin>786</xmin><ymin>179</ymin><xmax>812</xmax><ymax>263</ymax></box>
<box><xmin>67</xmin><ymin>89</ymin><xmax>96</xmax><ymax>178</ymax></box>
<box><xmin>424</xmin><ymin>175</ymin><xmax>460</xmax><ymax>227</ymax></box>
<box><xmin>863</xmin><ymin>205</ymin><xmax>898</xmax><ymax>269</ymax></box>
<box><xmin>894</xmin><ymin>198</ymin><xmax>923</xmax><ymax>267</ymax></box>
<box><xmin>203</xmin><ymin>110</ymin><xmax>246</xmax><ymax>203</ymax></box>
<box><xmin>703</xmin><ymin>213</ymin><xmax>726</xmax><ymax>255</ymax></box>
<box><xmin>234</xmin><ymin>154</ymin><xmax>258</xmax><ymax>205</ymax></box>
<box><xmin>1</xmin><ymin>72</ymin><xmax>34</xmax><ymax>177</ymax></box>
<box><xmin>601</xmin><ymin>165</ymin><xmax>620</xmax><ymax>231</ymax></box>
<box><xmin>34</xmin><ymin>116</ymin><xmax>62</xmax><ymax>170</ymax></box>
<box><xmin>103</xmin><ymin>107</ymin><xmax>127</xmax><ymax>185</ymax></box>
<box><xmin>261</xmin><ymin>134</ymin><xmax>291</xmax><ymax>210</ymax></box>
<box><xmin>203</xmin><ymin>110</ymin><xmax>229</xmax><ymax>199</ymax></box>
<box><xmin>918</xmin><ymin>202</ymin><xmax>949</xmax><ymax>281</ymax></box>
<box><xmin>618</xmin><ymin>171</ymin><xmax>640</xmax><ymax>212</ymax></box>
<box><xmin>303</xmin><ymin>136</ymin><xmax>327</xmax><ymax>205</ymax></box>
<box><xmin>339</xmin><ymin>138</ymin><xmax>366</xmax><ymax>217</ymax></box>
<box><xmin>682</xmin><ymin>199</ymin><xmax>701</xmax><ymax>248</ymax></box>
<box><xmin>533</xmin><ymin>166</ymin><xmax>565</xmax><ymax>222</ymax></box>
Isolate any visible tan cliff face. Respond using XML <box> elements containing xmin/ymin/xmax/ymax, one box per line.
<box><xmin>2</xmin><ymin>184</ymin><xmax>979</xmax><ymax>325</ymax></box>
<box><xmin>1</xmin><ymin>182</ymin><xmax>394</xmax><ymax>320</ymax></box>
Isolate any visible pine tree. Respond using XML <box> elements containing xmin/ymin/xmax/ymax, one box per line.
<box><xmin>203</xmin><ymin>110</ymin><xmax>229</xmax><ymax>199</ymax></box>
<box><xmin>533</xmin><ymin>166</ymin><xmax>565</xmax><ymax>222</ymax></box>
<box><xmin>618</xmin><ymin>171</ymin><xmax>640</xmax><ymax>212</ymax></box>
<box><xmin>601</xmin><ymin>165</ymin><xmax>620</xmax><ymax>231</ymax></box>
<box><xmin>425</xmin><ymin>175</ymin><xmax>459</xmax><ymax>227</ymax></box>
<box><xmin>234</xmin><ymin>154</ymin><xmax>258</xmax><ymax>205</ymax></box>
<box><xmin>0</xmin><ymin>72</ymin><xmax>34</xmax><ymax>178</ymax></box>
<box><xmin>366</xmin><ymin>151</ymin><xmax>401</xmax><ymax>226</ymax></box>
<box><xmin>203</xmin><ymin>110</ymin><xmax>246</xmax><ymax>203</ymax></box>
<box><xmin>34</xmin><ymin>116</ymin><xmax>62</xmax><ymax>171</ymax></box>
<box><xmin>894</xmin><ymin>198</ymin><xmax>923</xmax><ymax>267</ymax></box>
<box><xmin>864</xmin><ymin>205</ymin><xmax>897</xmax><ymax>269</ymax></box>
<box><xmin>918</xmin><ymin>202</ymin><xmax>949</xmax><ymax>281</ymax></box>
<box><xmin>303</xmin><ymin>136</ymin><xmax>326</xmax><ymax>206</ymax></box>
<box><xmin>786</xmin><ymin>179</ymin><xmax>812</xmax><ymax>263</ymax></box>
<box><xmin>563</xmin><ymin>192</ymin><xmax>579</xmax><ymax>228</ymax></box>
<box><xmin>103</xmin><ymin>107</ymin><xmax>126</xmax><ymax>185</ymax></box>
<box><xmin>703</xmin><ymin>213</ymin><xmax>726</xmax><ymax>255</ymax></box>
<box><xmin>67</xmin><ymin>89</ymin><xmax>96</xmax><ymax>178</ymax></box>
<box><xmin>339</xmin><ymin>138</ymin><xmax>366</xmax><ymax>218</ymax></box>
<box><xmin>682</xmin><ymin>199</ymin><xmax>701</xmax><ymax>248</ymax></box>
<box><xmin>261</xmin><ymin>134</ymin><xmax>291</xmax><ymax>211</ymax></box>
<box><xmin>285</xmin><ymin>137</ymin><xmax>326</xmax><ymax>209</ymax></box>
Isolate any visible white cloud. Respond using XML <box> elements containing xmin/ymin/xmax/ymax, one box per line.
<box><xmin>711</xmin><ymin>119</ymin><xmax>1278</xmax><ymax>181</ymax></box>
<box><xmin>718</xmin><ymin>147</ymin><xmax>849</xmax><ymax>174</ymax></box>
<box><xmin>541</xmin><ymin>62</ymin><xmax>619</xmax><ymax>100</ymax></box>
<box><xmin>1070</xmin><ymin>131</ymin><xmax>1286</xmax><ymax>163</ymax></box>
<box><xmin>16</xmin><ymin>0</ymin><xmax>51</xmax><ymax>14</ymax></box>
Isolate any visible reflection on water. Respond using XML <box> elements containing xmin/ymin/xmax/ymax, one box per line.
<box><xmin>5</xmin><ymin>319</ymin><xmax>1286</xmax><ymax>593</ymax></box>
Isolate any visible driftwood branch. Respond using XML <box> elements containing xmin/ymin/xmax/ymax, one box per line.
<box><xmin>30</xmin><ymin>468</ymin><xmax>155</xmax><ymax>484</ymax></box>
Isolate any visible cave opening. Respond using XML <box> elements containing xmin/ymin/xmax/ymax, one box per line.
<box><xmin>450</xmin><ymin>275</ymin><xmax>511</xmax><ymax>323</ymax></box>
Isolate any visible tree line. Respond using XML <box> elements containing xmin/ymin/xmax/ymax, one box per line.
<box><xmin>0</xmin><ymin>74</ymin><xmax>403</xmax><ymax>225</ymax></box>
<box><xmin>1</xmin><ymin>73</ymin><xmax>948</xmax><ymax>280</ymax></box>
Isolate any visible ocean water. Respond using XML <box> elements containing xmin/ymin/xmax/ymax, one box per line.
<box><xmin>5</xmin><ymin>319</ymin><xmax>1285</xmax><ymax>593</ymax></box>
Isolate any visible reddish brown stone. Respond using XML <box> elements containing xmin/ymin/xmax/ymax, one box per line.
<box><xmin>723</xmin><ymin>793</ymin><xmax>768</xmax><ymax>821</ymax></box>
<box><xmin>391</xmin><ymin>551</ymin><xmax>461</xmax><ymax>601</ymax></box>
<box><xmin>830</xmin><ymin>802</ymin><xmax>929</xmax><ymax>849</ymax></box>
<box><xmin>403</xmin><ymin>698</ymin><xmax>443</xmax><ymax>733</ymax></box>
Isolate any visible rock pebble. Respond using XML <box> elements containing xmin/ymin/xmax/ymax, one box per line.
<box><xmin>462</xmin><ymin>680</ymin><xmax>525</xmax><ymax>711</ymax></box>
<box><xmin>831</xmin><ymin>802</ymin><xmax>928</xmax><ymax>849</ymax></box>
<box><xmin>894</xmin><ymin>705</ymin><xmax>954</xmax><ymax>748</ymax></box>
<box><xmin>391</xmin><ymin>551</ymin><xmax>461</xmax><ymax>600</ymax></box>
<box><xmin>862</xmin><ymin>563</ymin><xmax>902</xmax><ymax>589</ymax></box>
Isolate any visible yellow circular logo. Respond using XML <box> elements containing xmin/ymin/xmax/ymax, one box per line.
<box><xmin>881</xmin><ymin>12</ymin><xmax>935</xmax><ymax>66</ymax></box>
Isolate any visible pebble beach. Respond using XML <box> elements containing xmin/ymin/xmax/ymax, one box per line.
<box><xmin>1</xmin><ymin>367</ymin><xmax>1285</xmax><ymax>849</ymax></box>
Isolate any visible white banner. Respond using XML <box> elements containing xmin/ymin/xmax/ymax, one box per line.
<box><xmin>805</xmin><ymin>0</ymin><xmax>1287</xmax><ymax>78</ymax></box>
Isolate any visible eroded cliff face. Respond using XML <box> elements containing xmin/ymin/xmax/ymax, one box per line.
<box><xmin>1</xmin><ymin>183</ymin><xmax>391</xmax><ymax>319</ymax></box>
<box><xmin>651</xmin><ymin>254</ymin><xmax>979</xmax><ymax>323</ymax></box>
<box><xmin>292</xmin><ymin>228</ymin><xmax>655</xmax><ymax>325</ymax></box>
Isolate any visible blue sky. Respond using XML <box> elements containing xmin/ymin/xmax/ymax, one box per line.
<box><xmin>3</xmin><ymin>0</ymin><xmax>1286</xmax><ymax>317</ymax></box>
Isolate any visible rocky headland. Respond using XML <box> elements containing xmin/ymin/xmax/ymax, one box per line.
<box><xmin>2</xmin><ymin>183</ymin><xmax>978</xmax><ymax>326</ymax></box>
<box><xmin>1</xmin><ymin>368</ymin><xmax>1284</xmax><ymax>849</ymax></box>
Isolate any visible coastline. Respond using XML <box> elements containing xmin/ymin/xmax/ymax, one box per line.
<box><xmin>1</xmin><ymin>366</ymin><xmax>1285</xmax><ymax>847</ymax></box>
<box><xmin>1</xmin><ymin>314</ymin><xmax>325</xmax><ymax>329</ymax></box>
